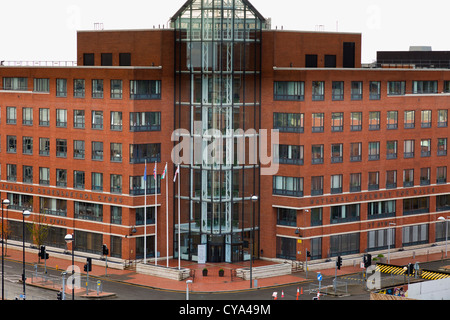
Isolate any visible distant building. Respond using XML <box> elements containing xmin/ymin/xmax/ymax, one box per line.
<box><xmin>0</xmin><ymin>0</ymin><xmax>448</xmax><ymax>266</ymax></box>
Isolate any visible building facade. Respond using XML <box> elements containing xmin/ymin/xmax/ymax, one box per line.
<box><xmin>0</xmin><ymin>0</ymin><xmax>449</xmax><ymax>265</ymax></box>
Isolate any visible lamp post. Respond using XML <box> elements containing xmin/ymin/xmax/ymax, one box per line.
<box><xmin>438</xmin><ymin>216</ymin><xmax>449</xmax><ymax>258</ymax></box>
<box><xmin>388</xmin><ymin>222</ymin><xmax>396</xmax><ymax>264</ymax></box>
<box><xmin>250</xmin><ymin>195</ymin><xmax>258</xmax><ymax>288</ymax></box>
<box><xmin>22</xmin><ymin>210</ymin><xmax>31</xmax><ymax>300</ymax></box>
<box><xmin>64</xmin><ymin>233</ymin><xmax>75</xmax><ymax>300</ymax></box>
<box><xmin>186</xmin><ymin>279</ymin><xmax>192</xmax><ymax>300</ymax></box>
<box><xmin>2</xmin><ymin>198</ymin><xmax>10</xmax><ymax>300</ymax></box>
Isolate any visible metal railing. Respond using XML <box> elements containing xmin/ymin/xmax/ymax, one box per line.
<box><xmin>1</xmin><ymin>61</ymin><xmax>77</xmax><ymax>67</ymax></box>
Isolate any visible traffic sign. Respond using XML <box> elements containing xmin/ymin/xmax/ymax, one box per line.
<box><xmin>317</xmin><ymin>273</ymin><xmax>322</xmax><ymax>281</ymax></box>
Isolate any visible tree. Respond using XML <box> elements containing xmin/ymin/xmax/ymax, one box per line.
<box><xmin>27</xmin><ymin>201</ymin><xmax>53</xmax><ymax>263</ymax></box>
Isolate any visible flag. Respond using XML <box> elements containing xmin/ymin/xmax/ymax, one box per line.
<box><xmin>143</xmin><ymin>162</ymin><xmax>147</xmax><ymax>181</ymax></box>
<box><xmin>173</xmin><ymin>164</ymin><xmax>180</xmax><ymax>182</ymax></box>
<box><xmin>153</xmin><ymin>163</ymin><xmax>157</xmax><ymax>180</ymax></box>
<box><xmin>161</xmin><ymin>163</ymin><xmax>167</xmax><ymax>180</ymax></box>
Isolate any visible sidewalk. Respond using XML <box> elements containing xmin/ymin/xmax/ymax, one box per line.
<box><xmin>3</xmin><ymin>244</ymin><xmax>449</xmax><ymax>296</ymax></box>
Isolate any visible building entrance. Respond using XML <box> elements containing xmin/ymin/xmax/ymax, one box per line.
<box><xmin>208</xmin><ymin>243</ymin><xmax>224</xmax><ymax>262</ymax></box>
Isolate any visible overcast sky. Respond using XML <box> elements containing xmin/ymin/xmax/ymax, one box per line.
<box><xmin>1</xmin><ymin>0</ymin><xmax>449</xmax><ymax>63</ymax></box>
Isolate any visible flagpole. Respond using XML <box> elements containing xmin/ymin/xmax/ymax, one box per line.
<box><xmin>144</xmin><ymin>160</ymin><xmax>147</xmax><ymax>265</ymax></box>
<box><xmin>165</xmin><ymin>163</ymin><xmax>169</xmax><ymax>268</ymax></box>
<box><xmin>154</xmin><ymin>161</ymin><xmax>157</xmax><ymax>266</ymax></box>
<box><xmin>178</xmin><ymin>164</ymin><xmax>181</xmax><ymax>270</ymax></box>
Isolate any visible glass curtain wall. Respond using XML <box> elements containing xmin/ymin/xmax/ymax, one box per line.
<box><xmin>173</xmin><ymin>0</ymin><xmax>264</xmax><ymax>262</ymax></box>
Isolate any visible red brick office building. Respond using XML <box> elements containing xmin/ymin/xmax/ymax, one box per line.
<box><xmin>0</xmin><ymin>0</ymin><xmax>448</xmax><ymax>265</ymax></box>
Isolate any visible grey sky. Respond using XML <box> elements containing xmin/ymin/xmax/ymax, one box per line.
<box><xmin>1</xmin><ymin>0</ymin><xmax>449</xmax><ymax>63</ymax></box>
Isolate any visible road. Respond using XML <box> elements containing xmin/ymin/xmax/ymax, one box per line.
<box><xmin>2</xmin><ymin>258</ymin><xmax>447</xmax><ymax>300</ymax></box>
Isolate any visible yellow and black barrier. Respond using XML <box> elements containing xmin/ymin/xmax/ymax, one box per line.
<box><xmin>420</xmin><ymin>269</ymin><xmax>450</xmax><ymax>280</ymax></box>
<box><xmin>375</xmin><ymin>263</ymin><xmax>407</xmax><ymax>275</ymax></box>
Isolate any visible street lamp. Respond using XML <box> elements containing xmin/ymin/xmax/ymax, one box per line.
<box><xmin>438</xmin><ymin>216</ymin><xmax>449</xmax><ymax>258</ymax></box>
<box><xmin>64</xmin><ymin>233</ymin><xmax>75</xmax><ymax>300</ymax></box>
<box><xmin>22</xmin><ymin>209</ymin><xmax>31</xmax><ymax>300</ymax></box>
<box><xmin>388</xmin><ymin>222</ymin><xmax>396</xmax><ymax>264</ymax></box>
<box><xmin>1</xmin><ymin>198</ymin><xmax>10</xmax><ymax>300</ymax></box>
<box><xmin>250</xmin><ymin>195</ymin><xmax>258</xmax><ymax>288</ymax></box>
<box><xmin>186</xmin><ymin>279</ymin><xmax>192</xmax><ymax>300</ymax></box>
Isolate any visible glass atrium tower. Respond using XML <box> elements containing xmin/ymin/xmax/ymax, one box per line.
<box><xmin>171</xmin><ymin>0</ymin><xmax>266</xmax><ymax>262</ymax></box>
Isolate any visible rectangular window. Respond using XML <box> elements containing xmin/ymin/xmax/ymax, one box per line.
<box><xmin>119</xmin><ymin>53</ymin><xmax>131</xmax><ymax>66</ymax></box>
<box><xmin>275</xmin><ymin>145</ymin><xmax>303</xmax><ymax>165</ymax></box>
<box><xmin>331</xmin><ymin>112</ymin><xmax>343</xmax><ymax>132</ymax></box>
<box><xmin>23</xmin><ymin>165</ymin><xmax>33</xmax><ymax>184</ymax></box>
<box><xmin>330</xmin><ymin>174</ymin><xmax>342</xmax><ymax>194</ymax></box>
<box><xmin>312</xmin><ymin>113</ymin><xmax>324</xmax><ymax>132</ymax></box>
<box><xmin>387</xmin><ymin>111</ymin><xmax>398</xmax><ymax>129</ymax></box>
<box><xmin>22</xmin><ymin>137</ymin><xmax>33</xmax><ymax>155</ymax></box>
<box><xmin>92</xmin><ymin>172</ymin><xmax>103</xmax><ymax>191</ymax></box>
<box><xmin>272</xmin><ymin>176</ymin><xmax>303</xmax><ymax>197</ymax></box>
<box><xmin>437</xmin><ymin>166</ymin><xmax>447</xmax><ymax>184</ymax></box>
<box><xmin>311</xmin><ymin>145</ymin><xmax>324</xmax><ymax>164</ymax></box>
<box><xmin>130</xmin><ymin>80</ymin><xmax>161</xmax><ymax>100</ymax></box>
<box><xmin>92</xmin><ymin>111</ymin><xmax>103</xmax><ymax>129</ymax></box>
<box><xmin>40</xmin><ymin>197</ymin><xmax>67</xmax><ymax>216</ymax></box>
<box><xmin>73</xmin><ymin>110</ymin><xmax>85</xmax><ymax>128</ymax></box>
<box><xmin>312</xmin><ymin>81</ymin><xmax>325</xmax><ymax>101</ymax></box>
<box><xmin>92</xmin><ymin>141</ymin><xmax>104</xmax><ymax>161</ymax></box>
<box><xmin>22</xmin><ymin>107</ymin><xmax>33</xmax><ymax>125</ymax></box>
<box><xmin>111</xmin><ymin>80</ymin><xmax>123</xmax><ymax>99</ymax></box>
<box><xmin>101</xmin><ymin>53</ymin><xmax>113</xmax><ymax>66</ymax></box>
<box><xmin>386</xmin><ymin>170</ymin><xmax>397</xmax><ymax>189</ymax></box>
<box><xmin>7</xmin><ymin>164</ymin><xmax>17</xmax><ymax>181</ymax></box>
<box><xmin>351</xmin><ymin>81</ymin><xmax>363</xmax><ymax>100</ymax></box>
<box><xmin>39</xmin><ymin>108</ymin><xmax>50</xmax><ymax>126</ymax></box>
<box><xmin>403</xmin><ymin>169</ymin><xmax>414</xmax><ymax>187</ymax></box>
<box><xmin>3</xmin><ymin>77</ymin><xmax>27</xmax><ymax>91</ymax></box>
<box><xmin>110</xmin><ymin>174</ymin><xmax>122</xmax><ymax>194</ymax></box>
<box><xmin>349</xmin><ymin>173</ymin><xmax>361</xmax><ymax>192</ymax></box>
<box><xmin>276</xmin><ymin>237</ymin><xmax>297</xmax><ymax>260</ymax></box>
<box><xmin>56</xmin><ymin>169</ymin><xmax>67</xmax><ymax>187</ymax></box>
<box><xmin>305</xmin><ymin>54</ymin><xmax>318</xmax><ymax>67</ymax></box>
<box><xmin>420</xmin><ymin>167</ymin><xmax>431</xmax><ymax>186</ymax></box>
<box><xmin>110</xmin><ymin>111</ymin><xmax>123</xmax><ymax>131</ymax></box>
<box><xmin>369</xmin><ymin>111</ymin><xmax>380</xmax><ymax>130</ymax></box>
<box><xmin>368</xmin><ymin>200</ymin><xmax>396</xmax><ymax>219</ymax></box>
<box><xmin>386</xmin><ymin>140</ymin><xmax>398</xmax><ymax>159</ymax></box>
<box><xmin>56</xmin><ymin>139</ymin><xmax>67</xmax><ymax>158</ymax></box>
<box><xmin>437</xmin><ymin>138</ymin><xmax>447</xmax><ymax>156</ymax></box>
<box><xmin>7</xmin><ymin>135</ymin><xmax>16</xmax><ymax>153</ymax></box>
<box><xmin>273</xmin><ymin>81</ymin><xmax>304</xmax><ymax>101</ymax></box>
<box><xmin>73</xmin><ymin>79</ymin><xmax>85</xmax><ymax>98</ymax></box>
<box><xmin>330</xmin><ymin>205</ymin><xmax>360</xmax><ymax>224</ymax></box>
<box><xmin>277</xmin><ymin>208</ymin><xmax>297</xmax><ymax>226</ymax></box>
<box><xmin>421</xmin><ymin>110</ymin><xmax>432</xmax><ymax>128</ymax></box>
<box><xmin>404</xmin><ymin>140</ymin><xmax>415</xmax><ymax>158</ymax></box>
<box><xmin>404</xmin><ymin>110</ymin><xmax>415</xmax><ymax>129</ymax></box>
<box><xmin>74</xmin><ymin>170</ymin><xmax>85</xmax><ymax>189</ymax></box>
<box><xmin>74</xmin><ymin>201</ymin><xmax>103</xmax><ymax>222</ymax></box>
<box><xmin>110</xmin><ymin>143</ymin><xmax>122</xmax><ymax>162</ymax></box>
<box><xmin>420</xmin><ymin>139</ymin><xmax>431</xmax><ymax>157</ymax></box>
<box><xmin>33</xmin><ymin>78</ymin><xmax>49</xmax><ymax>93</ymax></box>
<box><xmin>331</xmin><ymin>143</ymin><xmax>343</xmax><ymax>163</ymax></box>
<box><xmin>387</xmin><ymin>81</ymin><xmax>405</xmax><ymax>95</ymax></box>
<box><xmin>403</xmin><ymin>197</ymin><xmax>429</xmax><ymax>215</ymax></box>
<box><xmin>39</xmin><ymin>137</ymin><xmax>50</xmax><ymax>156</ymax></box>
<box><xmin>324</xmin><ymin>55</ymin><xmax>336</xmax><ymax>68</ymax></box>
<box><xmin>368</xmin><ymin>171</ymin><xmax>379</xmax><ymax>191</ymax></box>
<box><xmin>438</xmin><ymin>109</ymin><xmax>448</xmax><ymax>127</ymax></box>
<box><xmin>111</xmin><ymin>206</ymin><xmax>122</xmax><ymax>224</ymax></box>
<box><xmin>273</xmin><ymin>113</ymin><xmax>303</xmax><ymax>133</ymax></box>
<box><xmin>350</xmin><ymin>142</ymin><xmax>362</xmax><ymax>162</ymax></box>
<box><xmin>369</xmin><ymin>81</ymin><xmax>381</xmax><ymax>100</ymax></box>
<box><xmin>368</xmin><ymin>141</ymin><xmax>380</xmax><ymax>161</ymax></box>
<box><xmin>402</xmin><ymin>224</ymin><xmax>428</xmax><ymax>247</ymax></box>
<box><xmin>311</xmin><ymin>176</ymin><xmax>323</xmax><ymax>196</ymax></box>
<box><xmin>129</xmin><ymin>175</ymin><xmax>161</xmax><ymax>195</ymax></box>
<box><xmin>39</xmin><ymin>167</ymin><xmax>50</xmax><ymax>185</ymax></box>
<box><xmin>350</xmin><ymin>112</ymin><xmax>362</xmax><ymax>131</ymax></box>
<box><xmin>6</xmin><ymin>106</ymin><xmax>17</xmax><ymax>124</ymax></box>
<box><xmin>92</xmin><ymin>79</ymin><xmax>104</xmax><ymax>98</ymax></box>
<box><xmin>56</xmin><ymin>79</ymin><xmax>67</xmax><ymax>97</ymax></box>
<box><xmin>83</xmin><ymin>53</ymin><xmax>94</xmax><ymax>66</ymax></box>
<box><xmin>412</xmin><ymin>81</ymin><xmax>438</xmax><ymax>94</ymax></box>
<box><xmin>332</xmin><ymin>82</ymin><xmax>344</xmax><ymax>101</ymax></box>
<box><xmin>129</xmin><ymin>112</ymin><xmax>161</xmax><ymax>131</ymax></box>
<box><xmin>129</xmin><ymin>143</ymin><xmax>161</xmax><ymax>164</ymax></box>
<box><xmin>56</xmin><ymin>109</ymin><xmax>67</xmax><ymax>128</ymax></box>
<box><xmin>73</xmin><ymin>140</ymin><xmax>85</xmax><ymax>159</ymax></box>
